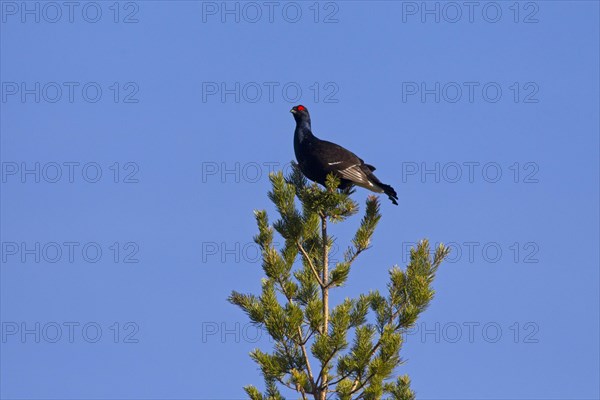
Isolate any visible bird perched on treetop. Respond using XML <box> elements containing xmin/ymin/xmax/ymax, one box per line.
<box><xmin>291</xmin><ymin>105</ymin><xmax>398</xmax><ymax>205</ymax></box>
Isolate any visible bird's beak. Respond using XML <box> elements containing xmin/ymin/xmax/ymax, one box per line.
<box><xmin>290</xmin><ymin>108</ymin><xmax>296</xmax><ymax>114</ymax></box>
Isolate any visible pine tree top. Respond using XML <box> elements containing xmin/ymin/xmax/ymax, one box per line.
<box><xmin>228</xmin><ymin>163</ymin><xmax>450</xmax><ymax>400</ymax></box>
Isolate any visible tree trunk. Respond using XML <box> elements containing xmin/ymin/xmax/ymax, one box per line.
<box><xmin>319</xmin><ymin>215</ymin><xmax>329</xmax><ymax>400</ymax></box>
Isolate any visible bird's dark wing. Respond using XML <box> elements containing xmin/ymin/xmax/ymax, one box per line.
<box><xmin>312</xmin><ymin>140</ymin><xmax>377</xmax><ymax>188</ymax></box>
<box><xmin>312</xmin><ymin>140</ymin><xmax>359</xmax><ymax>162</ymax></box>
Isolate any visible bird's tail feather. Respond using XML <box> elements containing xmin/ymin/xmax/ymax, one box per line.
<box><xmin>364</xmin><ymin>169</ymin><xmax>398</xmax><ymax>206</ymax></box>
<box><xmin>378</xmin><ymin>182</ymin><xmax>398</xmax><ymax>205</ymax></box>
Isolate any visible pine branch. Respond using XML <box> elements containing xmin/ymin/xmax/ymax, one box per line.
<box><xmin>299</xmin><ymin>388</ymin><xmax>308</xmax><ymax>400</ymax></box>
<box><xmin>297</xmin><ymin>241</ymin><xmax>324</xmax><ymax>288</ymax></box>
<box><xmin>275</xmin><ymin>375</ymin><xmax>299</xmax><ymax>392</ymax></box>
<box><xmin>274</xmin><ymin>267</ymin><xmax>318</xmax><ymax>395</ymax></box>
<box><xmin>298</xmin><ymin>329</ymin><xmax>316</xmax><ymax>394</ymax></box>
<box><xmin>315</xmin><ymin>343</ymin><xmax>342</xmax><ymax>388</ymax></box>
<box><xmin>346</xmin><ymin>308</ymin><xmax>402</xmax><ymax>396</ymax></box>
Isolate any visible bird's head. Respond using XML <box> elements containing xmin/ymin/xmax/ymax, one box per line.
<box><xmin>290</xmin><ymin>105</ymin><xmax>310</xmax><ymax>124</ymax></box>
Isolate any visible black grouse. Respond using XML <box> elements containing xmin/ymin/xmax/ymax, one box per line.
<box><xmin>291</xmin><ymin>105</ymin><xmax>398</xmax><ymax>205</ymax></box>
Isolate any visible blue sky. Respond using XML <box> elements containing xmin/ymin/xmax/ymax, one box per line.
<box><xmin>1</xmin><ymin>1</ymin><xmax>598</xmax><ymax>399</ymax></box>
